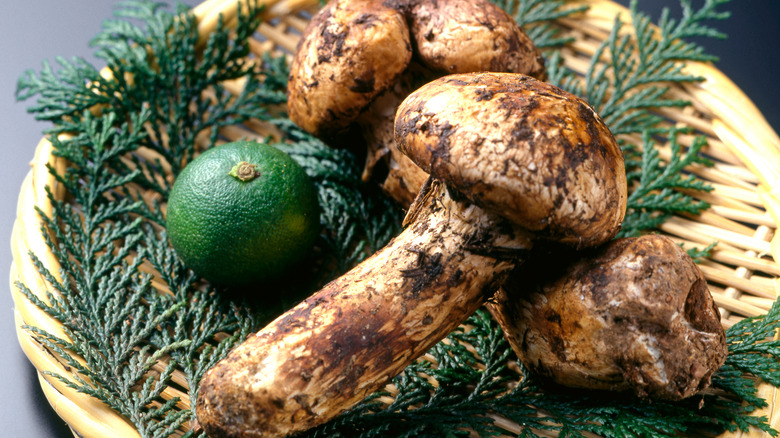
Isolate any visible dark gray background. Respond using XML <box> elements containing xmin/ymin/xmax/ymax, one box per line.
<box><xmin>1</xmin><ymin>1</ymin><xmax>778</xmax><ymax>436</ymax></box>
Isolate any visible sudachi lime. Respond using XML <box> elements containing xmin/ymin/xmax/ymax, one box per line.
<box><xmin>166</xmin><ymin>141</ymin><xmax>320</xmax><ymax>287</ymax></box>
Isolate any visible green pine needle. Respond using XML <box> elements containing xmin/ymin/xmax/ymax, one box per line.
<box><xmin>547</xmin><ymin>0</ymin><xmax>730</xmax><ymax>137</ymax></box>
<box><xmin>619</xmin><ymin>128</ymin><xmax>713</xmax><ymax>238</ymax></box>
<box><xmin>492</xmin><ymin>0</ymin><xmax>588</xmax><ymax>48</ymax></box>
<box><xmin>14</xmin><ymin>0</ymin><xmax>778</xmax><ymax>437</ymax></box>
<box><xmin>271</xmin><ymin>119</ymin><xmax>403</xmax><ymax>274</ymax></box>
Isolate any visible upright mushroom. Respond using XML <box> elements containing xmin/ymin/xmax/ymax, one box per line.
<box><xmin>196</xmin><ymin>72</ymin><xmax>627</xmax><ymax>437</ymax></box>
<box><xmin>488</xmin><ymin>234</ymin><xmax>727</xmax><ymax>400</ymax></box>
<box><xmin>287</xmin><ymin>0</ymin><xmax>547</xmax><ymax>205</ymax></box>
<box><xmin>408</xmin><ymin>0</ymin><xmax>546</xmax><ymax>78</ymax></box>
<box><xmin>286</xmin><ymin>0</ymin><xmax>412</xmax><ymax>137</ymax></box>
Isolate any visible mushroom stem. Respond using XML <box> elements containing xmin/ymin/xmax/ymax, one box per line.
<box><xmin>357</xmin><ymin>62</ymin><xmax>435</xmax><ymax>205</ymax></box>
<box><xmin>196</xmin><ymin>179</ymin><xmax>533</xmax><ymax>438</ymax></box>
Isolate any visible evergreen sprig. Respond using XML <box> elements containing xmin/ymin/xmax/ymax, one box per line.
<box><xmin>271</xmin><ymin>119</ymin><xmax>403</xmax><ymax>275</ymax></box>
<box><xmin>14</xmin><ymin>0</ymin><xmax>777</xmax><ymax>437</ymax></box>
<box><xmin>492</xmin><ymin>0</ymin><xmax>588</xmax><ymax>48</ymax></box>
<box><xmin>15</xmin><ymin>1</ymin><xmax>399</xmax><ymax>435</ymax></box>
<box><xmin>619</xmin><ymin>128</ymin><xmax>714</xmax><ymax>237</ymax></box>
<box><xmin>18</xmin><ymin>112</ymin><xmax>199</xmax><ymax>436</ymax></box>
<box><xmin>548</xmin><ymin>0</ymin><xmax>730</xmax><ymax>137</ymax></box>
<box><xmin>540</xmin><ymin>0</ymin><xmax>725</xmax><ymax>238</ymax></box>
<box><xmin>715</xmin><ymin>298</ymin><xmax>780</xmax><ymax>414</ymax></box>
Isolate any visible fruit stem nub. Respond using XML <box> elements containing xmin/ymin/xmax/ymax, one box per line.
<box><xmin>230</xmin><ymin>161</ymin><xmax>261</xmax><ymax>182</ymax></box>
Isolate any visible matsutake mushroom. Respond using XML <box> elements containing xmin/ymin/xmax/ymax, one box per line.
<box><xmin>407</xmin><ymin>0</ymin><xmax>546</xmax><ymax>78</ymax></box>
<box><xmin>195</xmin><ymin>72</ymin><xmax>626</xmax><ymax>437</ymax></box>
<box><xmin>488</xmin><ymin>234</ymin><xmax>727</xmax><ymax>401</ymax></box>
<box><xmin>286</xmin><ymin>0</ymin><xmax>412</xmax><ymax>136</ymax></box>
<box><xmin>287</xmin><ymin>0</ymin><xmax>546</xmax><ymax>205</ymax></box>
<box><xmin>395</xmin><ymin>73</ymin><xmax>627</xmax><ymax>247</ymax></box>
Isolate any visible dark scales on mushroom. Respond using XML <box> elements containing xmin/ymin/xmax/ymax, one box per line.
<box><xmin>463</xmin><ymin>224</ymin><xmax>532</xmax><ymax>262</ymax></box>
<box><xmin>400</xmin><ymin>250</ymin><xmax>445</xmax><ymax>297</ymax></box>
<box><xmin>349</xmin><ymin>71</ymin><xmax>376</xmax><ymax>93</ymax></box>
<box><xmin>489</xmin><ymin>234</ymin><xmax>727</xmax><ymax>401</ymax></box>
<box><xmin>354</xmin><ymin>12</ymin><xmax>380</xmax><ymax>27</ymax></box>
<box><xmin>474</xmin><ymin>87</ymin><xmax>497</xmax><ymax>102</ymax></box>
<box><xmin>317</xmin><ymin>26</ymin><xmax>347</xmax><ymax>63</ymax></box>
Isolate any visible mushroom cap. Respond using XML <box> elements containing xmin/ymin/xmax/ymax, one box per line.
<box><xmin>287</xmin><ymin>0</ymin><xmax>412</xmax><ymax>136</ymax></box>
<box><xmin>490</xmin><ymin>234</ymin><xmax>727</xmax><ymax>400</ymax></box>
<box><xmin>394</xmin><ymin>72</ymin><xmax>627</xmax><ymax>247</ymax></box>
<box><xmin>287</xmin><ymin>0</ymin><xmax>548</xmax><ymax>139</ymax></box>
<box><xmin>409</xmin><ymin>0</ymin><xmax>546</xmax><ymax>79</ymax></box>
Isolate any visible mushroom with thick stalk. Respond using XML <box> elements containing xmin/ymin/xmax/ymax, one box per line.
<box><xmin>287</xmin><ymin>0</ymin><xmax>548</xmax><ymax>205</ymax></box>
<box><xmin>195</xmin><ymin>72</ymin><xmax>627</xmax><ymax>437</ymax></box>
<box><xmin>488</xmin><ymin>234</ymin><xmax>728</xmax><ymax>401</ymax></box>
<box><xmin>384</xmin><ymin>72</ymin><xmax>726</xmax><ymax>401</ymax></box>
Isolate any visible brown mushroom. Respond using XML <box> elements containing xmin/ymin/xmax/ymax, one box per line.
<box><xmin>287</xmin><ymin>0</ymin><xmax>412</xmax><ymax>137</ymax></box>
<box><xmin>196</xmin><ymin>73</ymin><xmax>627</xmax><ymax>437</ymax></box>
<box><xmin>287</xmin><ymin>0</ymin><xmax>547</xmax><ymax>205</ymax></box>
<box><xmin>408</xmin><ymin>0</ymin><xmax>546</xmax><ymax>78</ymax></box>
<box><xmin>395</xmin><ymin>73</ymin><xmax>627</xmax><ymax>247</ymax></box>
<box><xmin>488</xmin><ymin>234</ymin><xmax>727</xmax><ymax>401</ymax></box>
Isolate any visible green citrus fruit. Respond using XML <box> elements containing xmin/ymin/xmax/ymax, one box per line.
<box><xmin>166</xmin><ymin>141</ymin><xmax>320</xmax><ymax>287</ymax></box>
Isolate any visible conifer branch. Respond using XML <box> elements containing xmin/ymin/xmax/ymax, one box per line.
<box><xmin>15</xmin><ymin>1</ymin><xmax>775</xmax><ymax>437</ymax></box>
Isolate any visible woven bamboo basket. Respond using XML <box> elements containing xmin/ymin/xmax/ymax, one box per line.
<box><xmin>9</xmin><ymin>0</ymin><xmax>780</xmax><ymax>436</ymax></box>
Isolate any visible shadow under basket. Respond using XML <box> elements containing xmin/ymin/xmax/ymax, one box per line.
<box><xmin>10</xmin><ymin>0</ymin><xmax>780</xmax><ymax>436</ymax></box>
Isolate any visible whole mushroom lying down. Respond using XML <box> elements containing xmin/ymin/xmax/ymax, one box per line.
<box><xmin>488</xmin><ymin>234</ymin><xmax>728</xmax><ymax>401</ymax></box>
<box><xmin>195</xmin><ymin>72</ymin><xmax>627</xmax><ymax>437</ymax></box>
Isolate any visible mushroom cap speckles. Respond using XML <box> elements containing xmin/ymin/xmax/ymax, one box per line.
<box><xmin>490</xmin><ymin>234</ymin><xmax>727</xmax><ymax>400</ymax></box>
<box><xmin>410</xmin><ymin>0</ymin><xmax>546</xmax><ymax>79</ymax></box>
<box><xmin>287</xmin><ymin>0</ymin><xmax>412</xmax><ymax>136</ymax></box>
<box><xmin>394</xmin><ymin>72</ymin><xmax>627</xmax><ymax>248</ymax></box>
